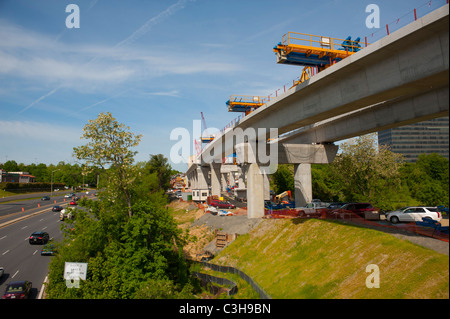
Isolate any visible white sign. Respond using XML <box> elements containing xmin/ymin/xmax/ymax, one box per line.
<box><xmin>64</xmin><ymin>262</ymin><xmax>88</xmax><ymax>280</ymax></box>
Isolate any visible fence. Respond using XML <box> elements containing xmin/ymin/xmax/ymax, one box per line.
<box><xmin>264</xmin><ymin>208</ymin><xmax>449</xmax><ymax>242</ymax></box>
<box><xmin>195</xmin><ymin>261</ymin><xmax>272</xmax><ymax>299</ymax></box>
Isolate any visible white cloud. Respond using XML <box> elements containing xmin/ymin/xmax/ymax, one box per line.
<box><xmin>0</xmin><ymin>120</ymin><xmax>82</xmax><ymax>144</ymax></box>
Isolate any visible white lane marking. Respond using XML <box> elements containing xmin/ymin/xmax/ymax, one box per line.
<box><xmin>33</xmin><ymin>249</ymin><xmax>38</xmax><ymax>255</ymax></box>
<box><xmin>2</xmin><ymin>249</ymin><xmax>10</xmax><ymax>255</ymax></box>
<box><xmin>38</xmin><ymin>276</ymin><xmax>48</xmax><ymax>299</ymax></box>
<box><xmin>42</xmin><ymin>226</ymin><xmax>47</xmax><ymax>230</ymax></box>
<box><xmin>12</xmin><ymin>270</ymin><xmax>19</xmax><ymax>278</ymax></box>
<box><xmin>21</xmin><ymin>226</ymin><xmax>28</xmax><ymax>230</ymax></box>
<box><xmin>0</xmin><ymin>235</ymin><xmax>6</xmax><ymax>240</ymax></box>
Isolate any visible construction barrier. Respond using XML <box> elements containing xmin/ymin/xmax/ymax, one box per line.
<box><xmin>264</xmin><ymin>208</ymin><xmax>449</xmax><ymax>242</ymax></box>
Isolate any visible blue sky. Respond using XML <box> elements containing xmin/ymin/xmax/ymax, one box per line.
<box><xmin>0</xmin><ymin>0</ymin><xmax>443</xmax><ymax>172</ymax></box>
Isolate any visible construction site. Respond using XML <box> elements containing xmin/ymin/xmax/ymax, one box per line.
<box><xmin>174</xmin><ymin>1</ymin><xmax>449</xmax><ymax>299</ymax></box>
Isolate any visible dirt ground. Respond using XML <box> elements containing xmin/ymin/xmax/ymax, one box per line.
<box><xmin>168</xmin><ymin>200</ymin><xmax>262</xmax><ymax>259</ymax></box>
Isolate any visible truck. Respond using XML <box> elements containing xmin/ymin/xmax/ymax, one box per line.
<box><xmin>60</xmin><ymin>208</ymin><xmax>74</xmax><ymax>221</ymax></box>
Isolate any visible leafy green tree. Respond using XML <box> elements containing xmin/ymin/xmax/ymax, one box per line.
<box><xmin>73</xmin><ymin>112</ymin><xmax>142</xmax><ymax>217</ymax></box>
<box><xmin>146</xmin><ymin>154</ymin><xmax>172</xmax><ymax>191</ymax></box>
<box><xmin>2</xmin><ymin>160</ymin><xmax>19</xmax><ymax>172</ymax></box>
<box><xmin>271</xmin><ymin>164</ymin><xmax>294</xmax><ymax>195</ymax></box>
<box><xmin>331</xmin><ymin>134</ymin><xmax>406</xmax><ymax>210</ymax></box>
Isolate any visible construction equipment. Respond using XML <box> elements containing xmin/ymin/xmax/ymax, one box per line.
<box><xmin>275</xmin><ymin>190</ymin><xmax>292</xmax><ymax>204</ymax></box>
<box><xmin>226</xmin><ymin>95</ymin><xmax>270</xmax><ymax>114</ymax></box>
<box><xmin>200</xmin><ymin>112</ymin><xmax>215</xmax><ymax>144</ymax></box>
<box><xmin>274</xmin><ymin>32</ymin><xmax>366</xmax><ymax>89</ymax></box>
<box><xmin>273</xmin><ymin>32</ymin><xmax>364</xmax><ymax>70</ymax></box>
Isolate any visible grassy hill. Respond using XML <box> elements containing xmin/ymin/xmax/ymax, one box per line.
<box><xmin>212</xmin><ymin>218</ymin><xmax>449</xmax><ymax>299</ymax></box>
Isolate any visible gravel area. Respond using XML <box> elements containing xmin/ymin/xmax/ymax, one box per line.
<box><xmin>192</xmin><ymin>213</ymin><xmax>262</xmax><ymax>235</ymax></box>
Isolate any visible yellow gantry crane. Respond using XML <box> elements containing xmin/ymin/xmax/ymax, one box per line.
<box><xmin>273</xmin><ymin>32</ymin><xmax>366</xmax><ymax>88</ymax></box>
<box><xmin>225</xmin><ymin>95</ymin><xmax>270</xmax><ymax>114</ymax></box>
<box><xmin>225</xmin><ymin>33</ymin><xmax>366</xmax><ymax>116</ymax></box>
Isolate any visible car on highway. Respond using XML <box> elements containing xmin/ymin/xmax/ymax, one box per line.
<box><xmin>41</xmin><ymin>196</ymin><xmax>50</xmax><ymax>201</ymax></box>
<box><xmin>210</xmin><ymin>200</ymin><xmax>236</xmax><ymax>209</ymax></box>
<box><xmin>65</xmin><ymin>193</ymin><xmax>76</xmax><ymax>198</ymax></box>
<box><xmin>52</xmin><ymin>205</ymin><xmax>63</xmax><ymax>212</ymax></box>
<box><xmin>386</xmin><ymin>207</ymin><xmax>442</xmax><ymax>224</ymax></box>
<box><xmin>0</xmin><ymin>266</ymin><xmax>4</xmax><ymax>278</ymax></box>
<box><xmin>2</xmin><ymin>281</ymin><xmax>32</xmax><ymax>299</ymax></box>
<box><xmin>69</xmin><ymin>200</ymin><xmax>77</xmax><ymax>206</ymax></box>
<box><xmin>41</xmin><ymin>243</ymin><xmax>56</xmax><ymax>256</ymax></box>
<box><xmin>29</xmin><ymin>231</ymin><xmax>50</xmax><ymax>244</ymax></box>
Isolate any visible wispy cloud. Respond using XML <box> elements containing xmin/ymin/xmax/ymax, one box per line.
<box><xmin>146</xmin><ymin>90</ymin><xmax>180</xmax><ymax>97</ymax></box>
<box><xmin>115</xmin><ymin>0</ymin><xmax>194</xmax><ymax>48</ymax></box>
<box><xmin>17</xmin><ymin>87</ymin><xmax>59</xmax><ymax>115</ymax></box>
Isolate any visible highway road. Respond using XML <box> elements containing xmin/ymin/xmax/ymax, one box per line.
<box><xmin>0</xmin><ymin>192</ymin><xmax>89</xmax><ymax>299</ymax></box>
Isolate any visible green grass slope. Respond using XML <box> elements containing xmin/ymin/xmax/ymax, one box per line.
<box><xmin>213</xmin><ymin>218</ymin><xmax>449</xmax><ymax>299</ymax></box>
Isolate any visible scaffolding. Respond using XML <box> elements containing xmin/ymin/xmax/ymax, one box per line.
<box><xmin>273</xmin><ymin>32</ymin><xmax>366</xmax><ymax>71</ymax></box>
<box><xmin>226</xmin><ymin>95</ymin><xmax>271</xmax><ymax>114</ymax></box>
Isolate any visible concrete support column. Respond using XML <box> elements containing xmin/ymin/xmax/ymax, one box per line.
<box><xmin>228</xmin><ymin>171</ymin><xmax>235</xmax><ymax>188</ymax></box>
<box><xmin>263</xmin><ymin>173</ymin><xmax>270</xmax><ymax>201</ymax></box>
<box><xmin>210</xmin><ymin>164</ymin><xmax>221</xmax><ymax>197</ymax></box>
<box><xmin>294</xmin><ymin>163</ymin><xmax>312</xmax><ymax>207</ymax></box>
<box><xmin>237</xmin><ymin>166</ymin><xmax>246</xmax><ymax>189</ymax></box>
<box><xmin>196</xmin><ymin>166</ymin><xmax>209</xmax><ymax>189</ymax></box>
<box><xmin>247</xmin><ymin>163</ymin><xmax>265</xmax><ymax>218</ymax></box>
<box><xmin>221</xmin><ymin>173</ymin><xmax>227</xmax><ymax>192</ymax></box>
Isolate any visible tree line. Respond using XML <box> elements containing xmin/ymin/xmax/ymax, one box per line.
<box><xmin>271</xmin><ymin>134</ymin><xmax>449</xmax><ymax>211</ymax></box>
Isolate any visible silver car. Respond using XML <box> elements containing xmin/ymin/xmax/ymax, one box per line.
<box><xmin>386</xmin><ymin>207</ymin><xmax>442</xmax><ymax>224</ymax></box>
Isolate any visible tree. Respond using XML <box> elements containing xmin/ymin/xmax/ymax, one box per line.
<box><xmin>146</xmin><ymin>154</ymin><xmax>172</xmax><ymax>191</ymax></box>
<box><xmin>331</xmin><ymin>134</ymin><xmax>406</xmax><ymax>210</ymax></box>
<box><xmin>271</xmin><ymin>164</ymin><xmax>294</xmax><ymax>195</ymax></box>
<box><xmin>2</xmin><ymin>160</ymin><xmax>19</xmax><ymax>172</ymax></box>
<box><xmin>73</xmin><ymin>112</ymin><xmax>142</xmax><ymax>217</ymax></box>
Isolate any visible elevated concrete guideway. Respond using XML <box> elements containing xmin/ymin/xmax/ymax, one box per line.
<box><xmin>201</xmin><ymin>4</ymin><xmax>448</xmax><ymax>161</ymax></box>
<box><xmin>187</xmin><ymin>5</ymin><xmax>449</xmax><ymax>218</ymax></box>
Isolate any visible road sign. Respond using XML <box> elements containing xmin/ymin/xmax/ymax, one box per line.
<box><xmin>64</xmin><ymin>262</ymin><xmax>88</xmax><ymax>280</ymax></box>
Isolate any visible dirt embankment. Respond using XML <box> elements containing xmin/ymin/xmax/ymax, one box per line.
<box><xmin>168</xmin><ymin>200</ymin><xmax>260</xmax><ymax>259</ymax></box>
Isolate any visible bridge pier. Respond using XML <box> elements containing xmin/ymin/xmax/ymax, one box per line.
<box><xmin>294</xmin><ymin>163</ymin><xmax>312</xmax><ymax>207</ymax></box>
<box><xmin>247</xmin><ymin>163</ymin><xmax>265</xmax><ymax>218</ymax></box>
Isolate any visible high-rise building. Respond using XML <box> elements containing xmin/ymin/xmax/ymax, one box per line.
<box><xmin>378</xmin><ymin>117</ymin><xmax>449</xmax><ymax>163</ymax></box>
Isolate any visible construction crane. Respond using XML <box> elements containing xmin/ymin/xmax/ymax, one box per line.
<box><xmin>200</xmin><ymin>112</ymin><xmax>215</xmax><ymax>144</ymax></box>
<box><xmin>273</xmin><ymin>32</ymin><xmax>365</xmax><ymax>88</ymax></box>
<box><xmin>226</xmin><ymin>95</ymin><xmax>270</xmax><ymax>114</ymax></box>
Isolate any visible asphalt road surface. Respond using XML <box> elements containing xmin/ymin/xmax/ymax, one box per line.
<box><xmin>0</xmin><ymin>193</ymin><xmax>87</xmax><ymax>299</ymax></box>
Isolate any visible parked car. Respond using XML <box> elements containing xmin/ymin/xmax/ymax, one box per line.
<box><xmin>52</xmin><ymin>205</ymin><xmax>63</xmax><ymax>212</ymax></box>
<box><xmin>41</xmin><ymin>196</ymin><xmax>50</xmax><ymax>201</ymax></box>
<box><xmin>210</xmin><ymin>200</ymin><xmax>236</xmax><ymax>209</ymax></box>
<box><xmin>331</xmin><ymin>202</ymin><xmax>375</xmax><ymax>217</ymax></box>
<box><xmin>29</xmin><ymin>231</ymin><xmax>49</xmax><ymax>244</ymax></box>
<box><xmin>3</xmin><ymin>281</ymin><xmax>32</xmax><ymax>299</ymax></box>
<box><xmin>386</xmin><ymin>207</ymin><xmax>442</xmax><ymax>224</ymax></box>
<box><xmin>327</xmin><ymin>202</ymin><xmax>347</xmax><ymax>210</ymax></box>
